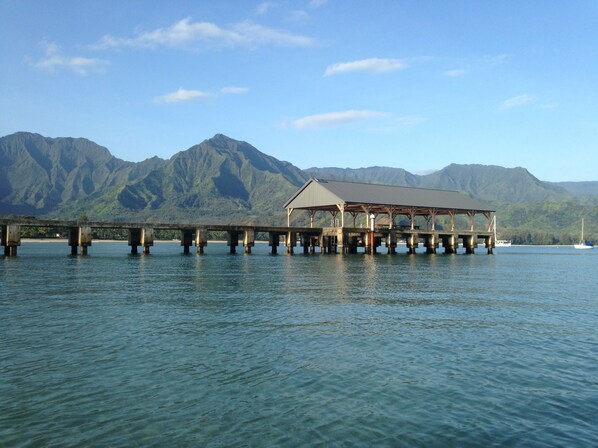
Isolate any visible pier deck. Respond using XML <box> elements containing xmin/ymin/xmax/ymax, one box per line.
<box><xmin>1</xmin><ymin>217</ymin><xmax>494</xmax><ymax>256</ymax></box>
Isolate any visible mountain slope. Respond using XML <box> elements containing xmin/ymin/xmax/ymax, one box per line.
<box><xmin>0</xmin><ymin>132</ymin><xmax>160</xmax><ymax>214</ymax></box>
<box><xmin>304</xmin><ymin>166</ymin><xmax>419</xmax><ymax>187</ymax></box>
<box><xmin>418</xmin><ymin>164</ymin><xmax>571</xmax><ymax>202</ymax></box>
<box><xmin>551</xmin><ymin>181</ymin><xmax>598</xmax><ymax>197</ymax></box>
<box><xmin>56</xmin><ymin>134</ymin><xmax>308</xmax><ymax>222</ymax></box>
<box><xmin>306</xmin><ymin>164</ymin><xmax>572</xmax><ymax>203</ymax></box>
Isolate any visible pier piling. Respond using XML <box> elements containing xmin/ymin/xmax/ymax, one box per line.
<box><xmin>195</xmin><ymin>228</ymin><xmax>208</xmax><ymax>254</ymax></box>
<box><xmin>1</xmin><ymin>224</ymin><xmax>20</xmax><ymax>256</ymax></box>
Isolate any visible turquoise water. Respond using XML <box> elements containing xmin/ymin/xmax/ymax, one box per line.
<box><xmin>1</xmin><ymin>242</ymin><xmax>597</xmax><ymax>447</ymax></box>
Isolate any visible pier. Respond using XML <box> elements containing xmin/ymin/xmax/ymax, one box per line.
<box><xmin>1</xmin><ymin>218</ymin><xmax>494</xmax><ymax>257</ymax></box>
<box><xmin>1</xmin><ymin>179</ymin><xmax>497</xmax><ymax>257</ymax></box>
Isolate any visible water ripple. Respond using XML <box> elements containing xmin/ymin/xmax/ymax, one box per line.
<box><xmin>1</xmin><ymin>244</ymin><xmax>598</xmax><ymax>446</ymax></box>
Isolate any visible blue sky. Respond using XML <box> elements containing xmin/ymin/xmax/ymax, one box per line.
<box><xmin>1</xmin><ymin>0</ymin><xmax>597</xmax><ymax>182</ymax></box>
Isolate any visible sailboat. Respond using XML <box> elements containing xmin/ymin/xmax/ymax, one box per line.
<box><xmin>493</xmin><ymin>216</ymin><xmax>512</xmax><ymax>247</ymax></box>
<box><xmin>574</xmin><ymin>218</ymin><xmax>593</xmax><ymax>250</ymax></box>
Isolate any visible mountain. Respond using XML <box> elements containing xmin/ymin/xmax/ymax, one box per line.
<box><xmin>1</xmin><ymin>131</ymin><xmax>596</xmax><ymax>243</ymax></box>
<box><xmin>550</xmin><ymin>181</ymin><xmax>598</xmax><ymax>197</ymax></box>
<box><xmin>96</xmin><ymin>134</ymin><xmax>307</xmax><ymax>222</ymax></box>
<box><xmin>417</xmin><ymin>164</ymin><xmax>571</xmax><ymax>202</ymax></box>
<box><xmin>0</xmin><ymin>132</ymin><xmax>161</xmax><ymax>215</ymax></box>
<box><xmin>0</xmin><ymin>132</ymin><xmax>307</xmax><ymax>223</ymax></box>
<box><xmin>305</xmin><ymin>166</ymin><xmax>419</xmax><ymax>187</ymax></box>
<box><xmin>306</xmin><ymin>164</ymin><xmax>571</xmax><ymax>203</ymax></box>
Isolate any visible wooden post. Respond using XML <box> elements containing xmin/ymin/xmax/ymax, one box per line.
<box><xmin>286</xmin><ymin>231</ymin><xmax>296</xmax><ymax>254</ymax></box>
<box><xmin>195</xmin><ymin>228</ymin><xmax>208</xmax><ymax>254</ymax></box>
<box><xmin>1</xmin><ymin>224</ymin><xmax>20</xmax><ymax>257</ymax></box>
<box><xmin>407</xmin><ymin>233</ymin><xmax>418</xmax><ymax>254</ymax></box>
<box><xmin>244</xmin><ymin>229</ymin><xmax>255</xmax><ymax>254</ymax></box>
<box><xmin>443</xmin><ymin>234</ymin><xmax>457</xmax><ymax>254</ymax></box>
<box><xmin>141</xmin><ymin>227</ymin><xmax>154</xmax><ymax>254</ymax></box>
<box><xmin>425</xmin><ymin>233</ymin><xmax>437</xmax><ymax>254</ymax></box>
<box><xmin>180</xmin><ymin>229</ymin><xmax>193</xmax><ymax>254</ymax></box>
<box><xmin>68</xmin><ymin>225</ymin><xmax>92</xmax><ymax>255</ymax></box>
<box><xmin>128</xmin><ymin>228</ymin><xmax>141</xmax><ymax>254</ymax></box>
<box><xmin>269</xmin><ymin>232</ymin><xmax>279</xmax><ymax>254</ymax></box>
<box><xmin>387</xmin><ymin>229</ymin><xmax>397</xmax><ymax>255</ymax></box>
<box><xmin>227</xmin><ymin>231</ymin><xmax>239</xmax><ymax>254</ymax></box>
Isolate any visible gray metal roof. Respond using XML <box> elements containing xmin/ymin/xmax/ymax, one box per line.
<box><xmin>284</xmin><ymin>179</ymin><xmax>494</xmax><ymax>213</ymax></box>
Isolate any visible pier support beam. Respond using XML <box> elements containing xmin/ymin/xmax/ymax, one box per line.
<box><xmin>286</xmin><ymin>231</ymin><xmax>297</xmax><ymax>254</ymax></box>
<box><xmin>335</xmin><ymin>228</ymin><xmax>345</xmax><ymax>254</ymax></box>
<box><xmin>346</xmin><ymin>235</ymin><xmax>358</xmax><ymax>254</ymax></box>
<box><xmin>311</xmin><ymin>235</ymin><xmax>319</xmax><ymax>254</ymax></box>
<box><xmin>126</xmin><ymin>227</ymin><xmax>154</xmax><ymax>254</ymax></box>
<box><xmin>129</xmin><ymin>228</ymin><xmax>141</xmax><ymax>254</ymax></box>
<box><xmin>365</xmin><ymin>233</ymin><xmax>382</xmax><ymax>254</ymax></box>
<box><xmin>462</xmin><ymin>235</ymin><xmax>477</xmax><ymax>254</ymax></box>
<box><xmin>386</xmin><ymin>230</ymin><xmax>397</xmax><ymax>255</ymax></box>
<box><xmin>300</xmin><ymin>234</ymin><xmax>310</xmax><ymax>254</ymax></box>
<box><xmin>141</xmin><ymin>228</ymin><xmax>154</xmax><ymax>254</ymax></box>
<box><xmin>1</xmin><ymin>224</ymin><xmax>20</xmax><ymax>256</ymax></box>
<box><xmin>244</xmin><ymin>230</ymin><xmax>255</xmax><ymax>254</ymax></box>
<box><xmin>180</xmin><ymin>229</ymin><xmax>193</xmax><ymax>254</ymax></box>
<box><xmin>484</xmin><ymin>235</ymin><xmax>494</xmax><ymax>255</ymax></box>
<box><xmin>227</xmin><ymin>231</ymin><xmax>239</xmax><ymax>254</ymax></box>
<box><xmin>68</xmin><ymin>226</ymin><xmax>92</xmax><ymax>255</ymax></box>
<box><xmin>365</xmin><ymin>232</ymin><xmax>374</xmax><ymax>254</ymax></box>
<box><xmin>195</xmin><ymin>228</ymin><xmax>208</xmax><ymax>254</ymax></box>
<box><xmin>269</xmin><ymin>232</ymin><xmax>280</xmax><ymax>254</ymax></box>
<box><xmin>406</xmin><ymin>233</ymin><xmax>418</xmax><ymax>254</ymax></box>
<box><xmin>424</xmin><ymin>233</ymin><xmax>438</xmax><ymax>254</ymax></box>
<box><xmin>442</xmin><ymin>234</ymin><xmax>457</xmax><ymax>254</ymax></box>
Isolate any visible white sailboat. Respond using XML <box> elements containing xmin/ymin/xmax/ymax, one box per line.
<box><xmin>574</xmin><ymin>217</ymin><xmax>593</xmax><ymax>250</ymax></box>
<box><xmin>493</xmin><ymin>215</ymin><xmax>512</xmax><ymax>247</ymax></box>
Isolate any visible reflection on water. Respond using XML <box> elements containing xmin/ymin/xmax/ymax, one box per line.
<box><xmin>1</xmin><ymin>243</ymin><xmax>597</xmax><ymax>446</ymax></box>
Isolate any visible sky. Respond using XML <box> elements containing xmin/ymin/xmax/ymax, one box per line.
<box><xmin>1</xmin><ymin>0</ymin><xmax>597</xmax><ymax>182</ymax></box>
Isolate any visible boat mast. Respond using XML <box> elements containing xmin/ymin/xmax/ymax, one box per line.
<box><xmin>493</xmin><ymin>215</ymin><xmax>497</xmax><ymax>240</ymax></box>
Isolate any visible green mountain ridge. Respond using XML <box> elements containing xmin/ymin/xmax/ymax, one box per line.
<box><xmin>306</xmin><ymin>164</ymin><xmax>574</xmax><ymax>202</ymax></box>
<box><xmin>1</xmin><ymin>132</ymin><xmax>596</xmax><ymax>243</ymax></box>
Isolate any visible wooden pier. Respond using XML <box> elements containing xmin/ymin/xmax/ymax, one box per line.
<box><xmin>1</xmin><ymin>178</ymin><xmax>499</xmax><ymax>257</ymax></box>
<box><xmin>1</xmin><ymin>217</ymin><xmax>494</xmax><ymax>257</ymax></box>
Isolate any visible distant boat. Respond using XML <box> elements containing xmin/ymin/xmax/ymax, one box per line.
<box><xmin>574</xmin><ymin>217</ymin><xmax>593</xmax><ymax>250</ymax></box>
<box><xmin>493</xmin><ymin>216</ymin><xmax>512</xmax><ymax>247</ymax></box>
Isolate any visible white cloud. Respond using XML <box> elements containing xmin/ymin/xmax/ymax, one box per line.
<box><xmin>34</xmin><ymin>42</ymin><xmax>109</xmax><ymax>75</ymax></box>
<box><xmin>93</xmin><ymin>17</ymin><xmax>314</xmax><ymax>50</ymax></box>
<box><xmin>292</xmin><ymin>110</ymin><xmax>387</xmax><ymax>130</ymax></box>
<box><xmin>221</xmin><ymin>86</ymin><xmax>249</xmax><ymax>94</ymax></box>
<box><xmin>155</xmin><ymin>88</ymin><xmax>212</xmax><ymax>103</ymax></box>
<box><xmin>498</xmin><ymin>94</ymin><xmax>534</xmax><ymax>111</ymax></box>
<box><xmin>444</xmin><ymin>69</ymin><xmax>468</xmax><ymax>77</ymax></box>
<box><xmin>324</xmin><ymin>58</ymin><xmax>406</xmax><ymax>76</ymax></box>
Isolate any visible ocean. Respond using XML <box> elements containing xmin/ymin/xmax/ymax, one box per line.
<box><xmin>1</xmin><ymin>242</ymin><xmax>597</xmax><ymax>447</ymax></box>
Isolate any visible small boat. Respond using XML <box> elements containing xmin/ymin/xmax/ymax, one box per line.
<box><xmin>493</xmin><ymin>216</ymin><xmax>511</xmax><ymax>247</ymax></box>
<box><xmin>574</xmin><ymin>217</ymin><xmax>593</xmax><ymax>250</ymax></box>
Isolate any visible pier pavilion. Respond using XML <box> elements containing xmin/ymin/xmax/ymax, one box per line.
<box><xmin>284</xmin><ymin>178</ymin><xmax>496</xmax><ymax>254</ymax></box>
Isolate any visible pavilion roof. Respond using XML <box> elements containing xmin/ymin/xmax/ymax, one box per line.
<box><xmin>284</xmin><ymin>179</ymin><xmax>494</xmax><ymax>214</ymax></box>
